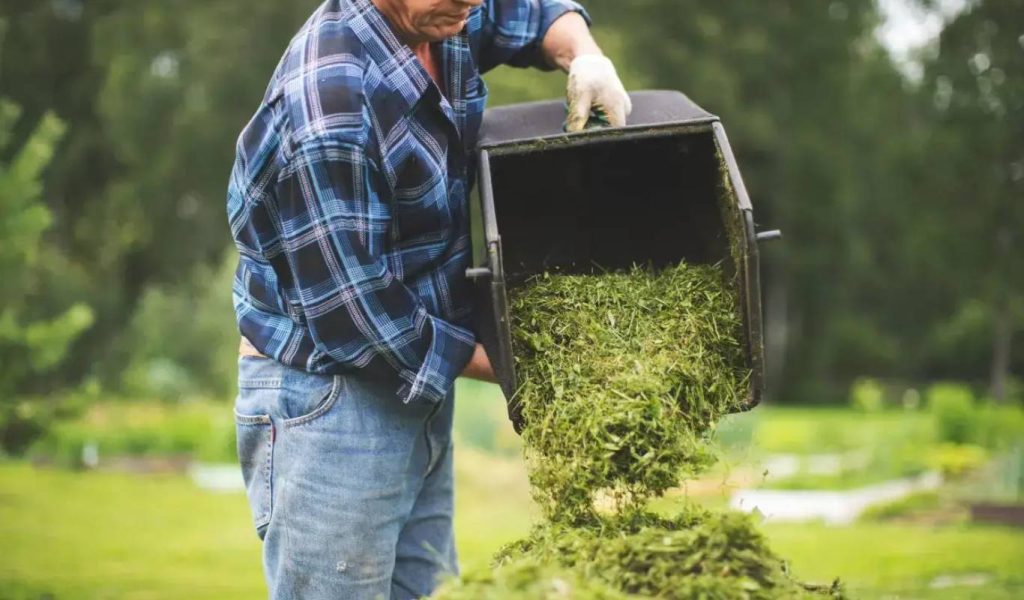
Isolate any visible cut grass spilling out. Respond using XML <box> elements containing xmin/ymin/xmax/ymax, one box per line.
<box><xmin>435</xmin><ymin>263</ymin><xmax>842</xmax><ymax>598</ymax></box>
<box><xmin>509</xmin><ymin>263</ymin><xmax>750</xmax><ymax>522</ymax></box>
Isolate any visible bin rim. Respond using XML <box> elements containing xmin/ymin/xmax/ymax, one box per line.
<box><xmin>471</xmin><ymin>91</ymin><xmax>766</xmax><ymax>424</ymax></box>
<box><xmin>478</xmin><ymin>90</ymin><xmax>719</xmax><ymax>151</ymax></box>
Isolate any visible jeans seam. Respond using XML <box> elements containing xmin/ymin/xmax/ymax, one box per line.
<box><xmin>237</xmin><ymin>378</ymin><xmax>283</xmax><ymax>389</ymax></box>
<box><xmin>281</xmin><ymin>375</ymin><xmax>343</xmax><ymax>428</ymax></box>
<box><xmin>258</xmin><ymin>420</ymin><xmax>274</xmax><ymax>527</ymax></box>
<box><xmin>235</xmin><ymin>413</ymin><xmax>275</xmax><ymax>530</ymax></box>
<box><xmin>422</xmin><ymin>400</ymin><xmax>444</xmax><ymax>476</ymax></box>
<box><xmin>234</xmin><ymin>412</ymin><xmax>272</xmax><ymax>426</ymax></box>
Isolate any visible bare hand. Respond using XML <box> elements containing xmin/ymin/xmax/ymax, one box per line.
<box><xmin>461</xmin><ymin>343</ymin><xmax>498</xmax><ymax>383</ymax></box>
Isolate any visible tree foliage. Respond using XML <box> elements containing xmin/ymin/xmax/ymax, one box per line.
<box><xmin>0</xmin><ymin>0</ymin><xmax>1020</xmax><ymax>413</ymax></box>
<box><xmin>915</xmin><ymin>0</ymin><xmax>1024</xmax><ymax>399</ymax></box>
<box><xmin>0</xmin><ymin>98</ymin><xmax>94</xmax><ymax>451</ymax></box>
<box><xmin>0</xmin><ymin>1</ymin><xmax>320</xmax><ymax>392</ymax></box>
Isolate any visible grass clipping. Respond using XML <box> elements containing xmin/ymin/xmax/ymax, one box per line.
<box><xmin>512</xmin><ymin>263</ymin><xmax>749</xmax><ymax>521</ymax></box>
<box><xmin>435</xmin><ymin>263</ymin><xmax>842</xmax><ymax>599</ymax></box>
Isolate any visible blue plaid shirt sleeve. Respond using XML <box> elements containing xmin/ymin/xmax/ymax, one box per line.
<box><xmin>276</xmin><ymin>136</ymin><xmax>476</xmax><ymax>405</ymax></box>
<box><xmin>478</xmin><ymin>0</ymin><xmax>591</xmax><ymax>72</ymax></box>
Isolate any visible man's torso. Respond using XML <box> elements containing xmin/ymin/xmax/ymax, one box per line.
<box><xmin>226</xmin><ymin>0</ymin><xmax>584</xmax><ymax>384</ymax></box>
<box><xmin>227</xmin><ymin>0</ymin><xmax>490</xmax><ymax>374</ymax></box>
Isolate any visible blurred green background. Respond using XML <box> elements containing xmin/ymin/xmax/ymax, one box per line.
<box><xmin>1</xmin><ymin>0</ymin><xmax>1022</xmax><ymax>598</ymax></box>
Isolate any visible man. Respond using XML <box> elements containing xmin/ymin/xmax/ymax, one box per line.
<box><xmin>226</xmin><ymin>0</ymin><xmax>630</xmax><ymax>598</ymax></box>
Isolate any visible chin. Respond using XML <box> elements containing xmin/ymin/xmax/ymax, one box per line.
<box><xmin>420</xmin><ymin>22</ymin><xmax>465</xmax><ymax>42</ymax></box>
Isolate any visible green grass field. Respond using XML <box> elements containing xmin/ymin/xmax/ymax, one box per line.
<box><xmin>7</xmin><ymin>391</ymin><xmax>1023</xmax><ymax>598</ymax></box>
<box><xmin>2</xmin><ymin>457</ymin><xmax>1023</xmax><ymax>599</ymax></box>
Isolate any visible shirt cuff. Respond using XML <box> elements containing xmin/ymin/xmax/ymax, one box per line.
<box><xmin>398</xmin><ymin>315</ymin><xmax>477</xmax><ymax>404</ymax></box>
<box><xmin>532</xmin><ymin>0</ymin><xmax>592</xmax><ymax>71</ymax></box>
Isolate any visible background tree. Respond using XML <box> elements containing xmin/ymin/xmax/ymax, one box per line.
<box><xmin>0</xmin><ymin>1</ymin><xmax>320</xmax><ymax>394</ymax></box>
<box><xmin>0</xmin><ymin>97</ymin><xmax>94</xmax><ymax>451</ymax></box>
<box><xmin>914</xmin><ymin>0</ymin><xmax>1024</xmax><ymax>400</ymax></box>
<box><xmin>0</xmin><ymin>0</ymin><xmax>1020</xmax><ymax>425</ymax></box>
<box><xmin>573</xmin><ymin>1</ymin><xmax>930</xmax><ymax>401</ymax></box>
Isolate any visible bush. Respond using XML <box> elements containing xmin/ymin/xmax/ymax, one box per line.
<box><xmin>859</xmin><ymin>491</ymin><xmax>945</xmax><ymax>522</ymax></box>
<box><xmin>29</xmin><ymin>400</ymin><xmax>236</xmax><ymax>467</ymax></box>
<box><xmin>850</xmin><ymin>378</ymin><xmax>885</xmax><ymax>413</ymax></box>
<box><xmin>927</xmin><ymin>443</ymin><xmax>989</xmax><ymax>478</ymax></box>
<box><xmin>975</xmin><ymin>405</ymin><xmax>1024</xmax><ymax>451</ymax></box>
<box><xmin>749</xmin><ymin>408</ymin><xmax>934</xmax><ymax>455</ymax></box>
<box><xmin>927</xmin><ymin>383</ymin><xmax>980</xmax><ymax>445</ymax></box>
<box><xmin>118</xmin><ymin>252</ymin><xmax>239</xmax><ymax>402</ymax></box>
<box><xmin>925</xmin><ymin>383</ymin><xmax>1024</xmax><ymax>450</ymax></box>
<box><xmin>0</xmin><ymin>391</ymin><xmax>91</xmax><ymax>457</ymax></box>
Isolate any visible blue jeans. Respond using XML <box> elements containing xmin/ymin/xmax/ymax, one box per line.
<box><xmin>235</xmin><ymin>356</ymin><xmax>458</xmax><ymax>599</ymax></box>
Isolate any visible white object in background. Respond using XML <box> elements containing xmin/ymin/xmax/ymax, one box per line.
<box><xmin>82</xmin><ymin>441</ymin><xmax>100</xmax><ymax>469</ymax></box>
<box><xmin>730</xmin><ymin>471</ymin><xmax>943</xmax><ymax>525</ymax></box>
<box><xmin>189</xmin><ymin>463</ymin><xmax>245</xmax><ymax>493</ymax></box>
<box><xmin>761</xmin><ymin>451</ymin><xmax>871</xmax><ymax>479</ymax></box>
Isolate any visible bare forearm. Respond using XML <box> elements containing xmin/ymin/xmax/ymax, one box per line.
<box><xmin>541</xmin><ymin>12</ymin><xmax>601</xmax><ymax>72</ymax></box>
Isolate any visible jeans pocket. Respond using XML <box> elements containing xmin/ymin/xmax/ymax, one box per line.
<box><xmin>235</xmin><ymin>410</ymin><xmax>274</xmax><ymax>538</ymax></box>
<box><xmin>280</xmin><ymin>375</ymin><xmax>342</xmax><ymax>428</ymax></box>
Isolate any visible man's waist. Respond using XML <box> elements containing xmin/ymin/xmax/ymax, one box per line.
<box><xmin>239</xmin><ymin>336</ymin><xmax>269</xmax><ymax>359</ymax></box>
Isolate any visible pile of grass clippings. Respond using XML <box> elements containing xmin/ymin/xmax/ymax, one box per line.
<box><xmin>433</xmin><ymin>559</ymin><xmax>638</xmax><ymax>600</ymax></box>
<box><xmin>495</xmin><ymin>507</ymin><xmax>840</xmax><ymax>600</ymax></box>
<box><xmin>510</xmin><ymin>263</ymin><xmax>750</xmax><ymax>522</ymax></box>
<box><xmin>434</xmin><ymin>262</ymin><xmax>843</xmax><ymax>599</ymax></box>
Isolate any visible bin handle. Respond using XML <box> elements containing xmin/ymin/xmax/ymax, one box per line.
<box><xmin>562</xmin><ymin>104</ymin><xmax>611</xmax><ymax>132</ymax></box>
<box><xmin>466</xmin><ymin>267</ymin><xmax>493</xmax><ymax>280</ymax></box>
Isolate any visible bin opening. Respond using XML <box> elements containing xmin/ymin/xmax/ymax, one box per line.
<box><xmin>472</xmin><ymin>91</ymin><xmax>766</xmax><ymax>419</ymax></box>
<box><xmin>487</xmin><ymin>129</ymin><xmax>734</xmax><ymax>283</ymax></box>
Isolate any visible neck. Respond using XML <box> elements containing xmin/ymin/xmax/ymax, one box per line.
<box><xmin>371</xmin><ymin>0</ymin><xmax>428</xmax><ymax>49</ymax></box>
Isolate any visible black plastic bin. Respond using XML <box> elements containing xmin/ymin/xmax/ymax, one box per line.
<box><xmin>469</xmin><ymin>90</ymin><xmax>775</xmax><ymax>429</ymax></box>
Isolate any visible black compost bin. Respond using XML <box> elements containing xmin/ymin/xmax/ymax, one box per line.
<box><xmin>469</xmin><ymin>90</ymin><xmax>775</xmax><ymax>429</ymax></box>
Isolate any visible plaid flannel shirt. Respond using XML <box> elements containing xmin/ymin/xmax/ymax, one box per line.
<box><xmin>227</xmin><ymin>0</ymin><xmax>588</xmax><ymax>404</ymax></box>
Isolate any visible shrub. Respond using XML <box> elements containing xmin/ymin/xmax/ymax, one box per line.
<box><xmin>927</xmin><ymin>383</ymin><xmax>980</xmax><ymax>445</ymax></box>
<box><xmin>850</xmin><ymin>378</ymin><xmax>885</xmax><ymax>413</ymax></box>
<box><xmin>29</xmin><ymin>400</ymin><xmax>236</xmax><ymax>467</ymax></box>
<box><xmin>118</xmin><ymin>252</ymin><xmax>239</xmax><ymax>402</ymax></box>
<box><xmin>975</xmin><ymin>405</ymin><xmax>1024</xmax><ymax>451</ymax></box>
<box><xmin>927</xmin><ymin>443</ymin><xmax>989</xmax><ymax>478</ymax></box>
<box><xmin>925</xmin><ymin>383</ymin><xmax>1024</xmax><ymax>451</ymax></box>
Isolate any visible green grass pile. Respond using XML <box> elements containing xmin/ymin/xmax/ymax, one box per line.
<box><xmin>434</xmin><ymin>559</ymin><xmax>637</xmax><ymax>599</ymax></box>
<box><xmin>435</xmin><ymin>262</ymin><xmax>842</xmax><ymax>599</ymax></box>
<box><xmin>495</xmin><ymin>506</ymin><xmax>840</xmax><ymax>599</ymax></box>
<box><xmin>510</xmin><ymin>263</ymin><xmax>750</xmax><ymax>522</ymax></box>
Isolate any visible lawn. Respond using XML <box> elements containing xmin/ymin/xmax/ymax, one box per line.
<box><xmin>3</xmin><ymin>457</ymin><xmax>1023</xmax><ymax>600</ymax></box>
<box><xmin>0</xmin><ymin>449</ymin><xmax>533</xmax><ymax>600</ymax></box>
<box><xmin>0</xmin><ymin>464</ymin><xmax>263</xmax><ymax>600</ymax></box>
<box><xmin>766</xmin><ymin>521</ymin><xmax>1024</xmax><ymax>599</ymax></box>
<box><xmin>6</xmin><ymin>392</ymin><xmax>1023</xmax><ymax>599</ymax></box>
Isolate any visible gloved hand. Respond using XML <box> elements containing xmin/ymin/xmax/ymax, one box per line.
<box><xmin>566</xmin><ymin>54</ymin><xmax>632</xmax><ymax>132</ymax></box>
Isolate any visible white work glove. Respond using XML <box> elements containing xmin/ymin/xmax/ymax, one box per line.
<box><xmin>566</xmin><ymin>54</ymin><xmax>632</xmax><ymax>132</ymax></box>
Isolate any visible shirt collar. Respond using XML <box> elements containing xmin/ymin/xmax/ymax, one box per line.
<box><xmin>348</xmin><ymin>0</ymin><xmax>430</xmax><ymax>111</ymax></box>
<box><xmin>348</xmin><ymin>0</ymin><xmax>468</xmax><ymax>132</ymax></box>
